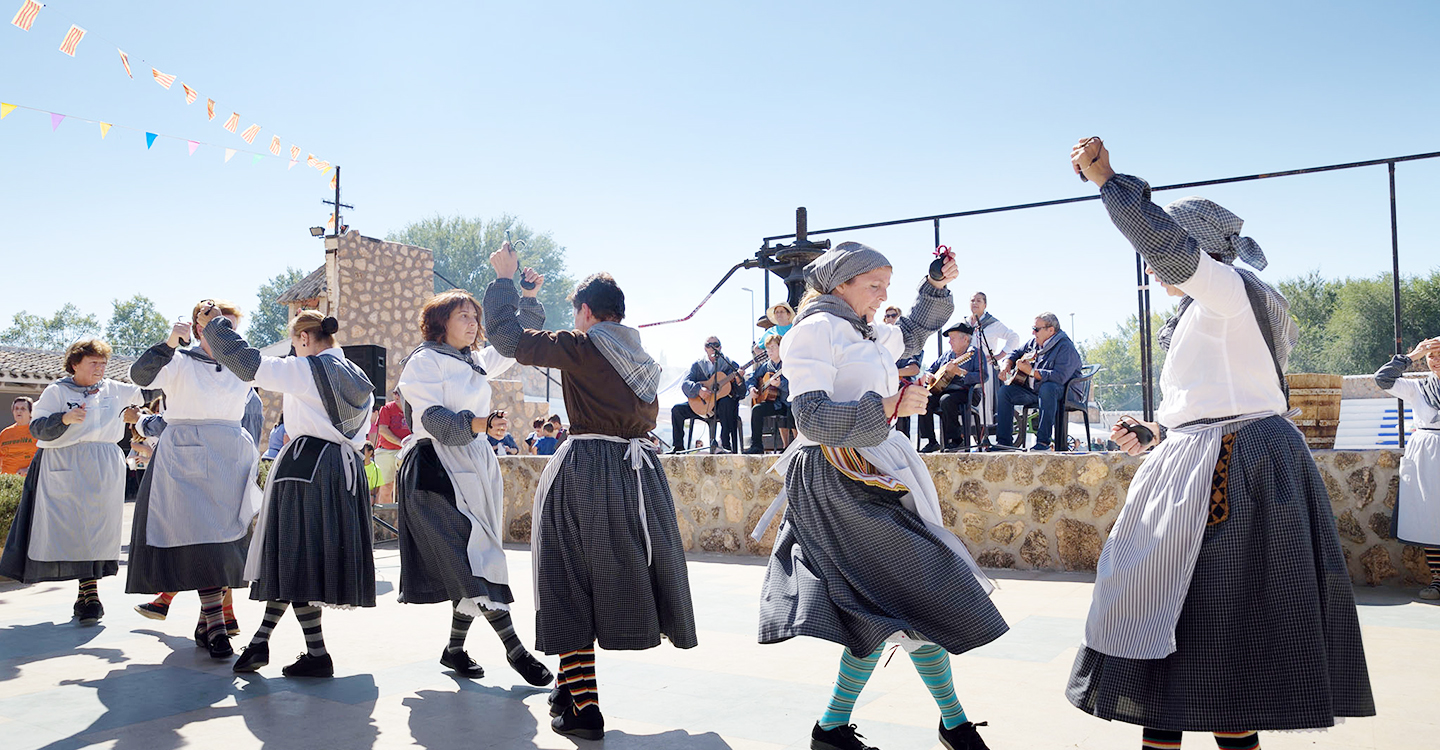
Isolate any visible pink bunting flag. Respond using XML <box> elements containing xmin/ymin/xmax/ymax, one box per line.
<box><xmin>50</xmin><ymin>112</ymin><xmax>64</xmax><ymax>131</ymax></box>
<box><xmin>187</xmin><ymin>140</ymin><xmax>199</xmax><ymax>156</ymax></box>
<box><xmin>182</xmin><ymin>84</ymin><xmax>198</xmax><ymax>105</ymax></box>
<box><xmin>10</xmin><ymin>0</ymin><xmax>40</xmax><ymax>31</ymax></box>
<box><xmin>224</xmin><ymin>148</ymin><xmax>236</xmax><ymax>163</ymax></box>
<box><xmin>58</xmin><ymin>25</ymin><xmax>86</xmax><ymax>57</ymax></box>
<box><xmin>287</xmin><ymin>159</ymin><xmax>298</xmax><ymax>170</ymax></box>
<box><xmin>118</xmin><ymin>49</ymin><xmax>133</xmax><ymax>78</ymax></box>
<box><xmin>152</xmin><ymin>68</ymin><xmax>176</xmax><ymax>89</ymax></box>
<box><xmin>239</xmin><ymin>123</ymin><xmax>260</xmax><ymax>144</ymax></box>
<box><xmin>206</xmin><ymin>99</ymin><xmax>215</xmax><ymax>121</ymax></box>
<box><xmin>222</xmin><ymin>112</ymin><xmax>238</xmax><ymax>133</ymax></box>
<box><xmin>269</xmin><ymin>135</ymin><xmax>281</xmax><ymax>156</ymax></box>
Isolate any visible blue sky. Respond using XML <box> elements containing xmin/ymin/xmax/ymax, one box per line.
<box><xmin>2</xmin><ymin>1</ymin><xmax>1438</xmax><ymax>368</ymax></box>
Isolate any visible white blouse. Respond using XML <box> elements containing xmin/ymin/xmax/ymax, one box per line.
<box><xmin>251</xmin><ymin>347</ymin><xmax>371</xmax><ymax>449</ymax></box>
<box><xmin>32</xmin><ymin>379</ymin><xmax>145</xmax><ymax>449</ymax></box>
<box><xmin>399</xmin><ymin>346</ymin><xmax>516</xmax><ymax>443</ymax></box>
<box><xmin>1159</xmin><ymin>252</ymin><xmax>1289</xmax><ymax>428</ymax></box>
<box><xmin>147</xmin><ymin>349</ymin><xmax>253</xmax><ymax>422</ymax></box>
<box><xmin>1383</xmin><ymin>376</ymin><xmax>1440</xmax><ymax>429</ymax></box>
<box><xmin>781</xmin><ymin>313</ymin><xmax>904</xmax><ymax>409</ymax></box>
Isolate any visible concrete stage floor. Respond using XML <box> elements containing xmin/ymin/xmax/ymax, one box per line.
<box><xmin>1</xmin><ymin>508</ymin><xmax>1437</xmax><ymax>749</ymax></box>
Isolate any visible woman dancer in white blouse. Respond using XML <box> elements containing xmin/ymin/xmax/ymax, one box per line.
<box><xmin>1375</xmin><ymin>337</ymin><xmax>1440</xmax><ymax>599</ymax></box>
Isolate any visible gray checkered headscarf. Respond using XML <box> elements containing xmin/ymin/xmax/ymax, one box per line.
<box><xmin>804</xmin><ymin>241</ymin><xmax>891</xmax><ymax>293</ymax></box>
<box><xmin>1163</xmin><ymin>197</ymin><xmax>1267</xmax><ymax>271</ymax></box>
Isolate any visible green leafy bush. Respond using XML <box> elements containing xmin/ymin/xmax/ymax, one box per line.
<box><xmin>0</xmin><ymin>473</ymin><xmax>22</xmax><ymax>547</ymax></box>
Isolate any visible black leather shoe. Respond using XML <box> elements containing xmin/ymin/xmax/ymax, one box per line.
<box><xmin>232</xmin><ymin>643</ymin><xmax>270</xmax><ymax>673</ymax></box>
<box><xmin>919</xmin><ymin>442</ymin><xmax>941</xmax><ymax>454</ymax></box>
<box><xmin>194</xmin><ymin>622</ymin><xmax>208</xmax><ymax>649</ymax></box>
<box><xmin>811</xmin><ymin>722</ymin><xmax>877</xmax><ymax>750</ymax></box>
<box><xmin>507</xmin><ymin>650</ymin><xmax>554</xmax><ymax>686</ymax></box>
<box><xmin>548</xmin><ymin>685</ymin><xmax>572</xmax><ymax>717</ymax></box>
<box><xmin>551</xmin><ymin>703</ymin><xmax>604</xmax><ymax>741</ymax></box>
<box><xmin>938</xmin><ymin>720</ymin><xmax>990</xmax><ymax>750</ymax></box>
<box><xmin>440</xmin><ymin>648</ymin><xmax>485</xmax><ymax>678</ymax></box>
<box><xmin>281</xmin><ymin>652</ymin><xmax>334</xmax><ymax>678</ymax></box>
<box><xmin>73</xmin><ymin>599</ymin><xmax>85</xmax><ymax>619</ymax></box>
<box><xmin>206</xmin><ymin>632</ymin><xmax>234</xmax><ymax>659</ymax></box>
<box><xmin>77</xmin><ymin>600</ymin><xmax>104</xmax><ymax>626</ymax></box>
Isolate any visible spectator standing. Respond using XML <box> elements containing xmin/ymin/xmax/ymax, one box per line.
<box><xmin>363</xmin><ymin>444</ymin><xmax>382</xmax><ymax>504</ymax></box>
<box><xmin>374</xmin><ymin>387</ymin><xmax>411</xmax><ymax>505</ymax></box>
<box><xmin>533</xmin><ymin>423</ymin><xmax>558</xmax><ymax>455</ymax></box>
<box><xmin>1</xmin><ymin>397</ymin><xmax>38</xmax><ymax>476</ymax></box>
<box><xmin>548</xmin><ymin>414</ymin><xmax>568</xmax><ymax>449</ymax></box>
<box><xmin>261</xmin><ymin>419</ymin><xmax>287</xmax><ymax>462</ymax></box>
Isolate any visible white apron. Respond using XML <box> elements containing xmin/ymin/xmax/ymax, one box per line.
<box><xmin>1083</xmin><ymin>411</ymin><xmax>1280</xmax><ymax>660</ymax></box>
<box><xmin>30</xmin><ymin>441</ymin><xmax>127</xmax><ymax>561</ymax></box>
<box><xmin>144</xmin><ymin>419</ymin><xmax>262</xmax><ymax>547</ymax></box>
<box><xmin>1397</xmin><ymin>428</ymin><xmax>1440</xmax><ymax>545</ymax></box>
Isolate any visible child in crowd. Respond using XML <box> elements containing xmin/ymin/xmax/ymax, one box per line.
<box><xmin>364</xmin><ymin>443</ymin><xmax>383</xmax><ymax>504</ymax></box>
<box><xmin>533</xmin><ymin>422</ymin><xmax>558</xmax><ymax>456</ymax></box>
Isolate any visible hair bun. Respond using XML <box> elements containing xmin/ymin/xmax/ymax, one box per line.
<box><xmin>321</xmin><ymin>316</ymin><xmax>340</xmax><ymax>335</ymax></box>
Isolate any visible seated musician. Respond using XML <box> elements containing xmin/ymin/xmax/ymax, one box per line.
<box><xmin>670</xmin><ymin>336</ymin><xmax>742</xmax><ymax>453</ymax></box>
<box><xmin>744</xmin><ymin>332</ymin><xmax>791</xmax><ymax>454</ymax></box>
<box><xmin>886</xmin><ymin>306</ymin><xmax>923</xmax><ymax>438</ymax></box>
<box><xmin>995</xmin><ymin>312</ymin><xmax>1083</xmax><ymax>451</ymax></box>
<box><xmin>918</xmin><ymin>323</ymin><xmax>980</xmax><ymax>453</ymax></box>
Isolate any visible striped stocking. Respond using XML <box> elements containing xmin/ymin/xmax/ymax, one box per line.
<box><xmin>482</xmin><ymin>609</ymin><xmax>527</xmax><ymax>660</ymax></box>
<box><xmin>818</xmin><ymin>647</ymin><xmax>883</xmax><ymax>730</ymax></box>
<box><xmin>557</xmin><ymin>645</ymin><xmax>598</xmax><ymax>711</ymax></box>
<box><xmin>197</xmin><ymin>587</ymin><xmax>226</xmax><ymax>639</ymax></box>
<box><xmin>909</xmin><ymin>644</ymin><xmax>968</xmax><ymax>729</ymax></box>
<box><xmin>151</xmin><ymin>591</ymin><xmax>177</xmax><ymax>608</ymax></box>
<box><xmin>77</xmin><ymin>578</ymin><xmax>99</xmax><ymax>603</ymax></box>
<box><xmin>1425</xmin><ymin>546</ymin><xmax>1440</xmax><ymax>583</ymax></box>
<box><xmin>249</xmin><ymin>601</ymin><xmax>289</xmax><ymax>646</ymax></box>
<box><xmin>1142</xmin><ymin>728</ymin><xmax>1182</xmax><ymax>749</ymax></box>
<box><xmin>293</xmin><ymin>605</ymin><xmax>327</xmax><ymax>657</ymax></box>
<box><xmin>1213</xmin><ymin>731</ymin><xmax>1259</xmax><ymax>749</ymax></box>
<box><xmin>448</xmin><ymin>605</ymin><xmax>474</xmax><ymax>652</ymax></box>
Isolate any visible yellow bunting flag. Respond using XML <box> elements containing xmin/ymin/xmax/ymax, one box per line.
<box><xmin>206</xmin><ymin>99</ymin><xmax>215</xmax><ymax>120</ymax></box>
<box><xmin>222</xmin><ymin>112</ymin><xmax>238</xmax><ymax>133</ymax></box>
<box><xmin>224</xmin><ymin>148</ymin><xmax>236</xmax><ymax>163</ymax></box>
<box><xmin>118</xmin><ymin>49</ymin><xmax>133</xmax><ymax>78</ymax></box>
<box><xmin>152</xmin><ymin>68</ymin><xmax>176</xmax><ymax>89</ymax></box>
<box><xmin>99</xmin><ymin>122</ymin><xmax>112</xmax><ymax>138</ymax></box>
<box><xmin>58</xmin><ymin>25</ymin><xmax>86</xmax><ymax>57</ymax></box>
<box><xmin>269</xmin><ymin>135</ymin><xmax>282</xmax><ymax>156</ymax></box>
<box><xmin>240</xmin><ymin>123</ymin><xmax>260</xmax><ymax>144</ymax></box>
<box><xmin>182</xmin><ymin>84</ymin><xmax>198</xmax><ymax>105</ymax></box>
<box><xmin>0</xmin><ymin>102</ymin><xmax>14</xmax><ymax>119</ymax></box>
<box><xmin>11</xmin><ymin>0</ymin><xmax>40</xmax><ymax>31</ymax></box>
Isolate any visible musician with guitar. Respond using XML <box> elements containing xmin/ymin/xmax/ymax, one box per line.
<box><xmin>994</xmin><ymin>312</ymin><xmax>1083</xmax><ymax>451</ymax></box>
<box><xmin>743</xmin><ymin>333</ymin><xmax>791</xmax><ymax>454</ymax></box>
<box><xmin>671</xmin><ymin>336</ymin><xmax>749</xmax><ymax>453</ymax></box>
<box><xmin>917</xmin><ymin>322</ymin><xmax>981</xmax><ymax>453</ymax></box>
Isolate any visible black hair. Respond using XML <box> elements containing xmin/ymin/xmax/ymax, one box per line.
<box><xmin>570</xmin><ymin>273</ymin><xmax>625</xmax><ymax>322</ymax></box>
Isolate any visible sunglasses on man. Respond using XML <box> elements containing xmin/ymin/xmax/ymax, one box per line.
<box><xmin>1032</xmin><ymin>325</ymin><xmax>1053</xmax><ymax>332</ymax></box>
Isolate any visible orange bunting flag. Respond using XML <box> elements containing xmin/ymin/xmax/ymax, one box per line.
<box><xmin>224</xmin><ymin>148</ymin><xmax>236</xmax><ymax>163</ymax></box>
<box><xmin>223</xmin><ymin>112</ymin><xmax>239</xmax><ymax>133</ymax></box>
<box><xmin>330</xmin><ymin>172</ymin><xmax>337</xmax><ymax>189</ymax></box>
<box><xmin>182</xmin><ymin>84</ymin><xmax>198</xmax><ymax>105</ymax></box>
<box><xmin>58</xmin><ymin>25</ymin><xmax>86</xmax><ymax>57</ymax></box>
<box><xmin>118</xmin><ymin>49</ymin><xmax>133</xmax><ymax>78</ymax></box>
<box><xmin>306</xmin><ymin>153</ymin><xmax>319</xmax><ymax>169</ymax></box>
<box><xmin>152</xmin><ymin>68</ymin><xmax>176</xmax><ymax>89</ymax></box>
<box><xmin>240</xmin><ymin>123</ymin><xmax>260</xmax><ymax>144</ymax></box>
<box><xmin>315</xmin><ymin>160</ymin><xmax>331</xmax><ymax>172</ymax></box>
<box><xmin>289</xmin><ymin>145</ymin><xmax>300</xmax><ymax>160</ymax></box>
<box><xmin>269</xmin><ymin>135</ymin><xmax>281</xmax><ymax>156</ymax></box>
<box><xmin>10</xmin><ymin>0</ymin><xmax>40</xmax><ymax>31</ymax></box>
<box><xmin>206</xmin><ymin>99</ymin><xmax>215</xmax><ymax>120</ymax></box>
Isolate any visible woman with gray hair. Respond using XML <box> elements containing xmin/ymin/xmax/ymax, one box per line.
<box><xmin>1066</xmin><ymin>138</ymin><xmax>1373</xmax><ymax>750</ymax></box>
<box><xmin>751</xmin><ymin>241</ymin><xmax>1007</xmax><ymax>750</ymax></box>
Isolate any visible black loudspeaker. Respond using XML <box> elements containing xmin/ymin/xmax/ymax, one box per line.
<box><xmin>342</xmin><ymin>344</ymin><xmax>387</xmax><ymax>400</ymax></box>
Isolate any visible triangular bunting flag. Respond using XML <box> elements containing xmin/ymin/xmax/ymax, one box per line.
<box><xmin>224</xmin><ymin>148</ymin><xmax>236</xmax><ymax>162</ymax></box>
<box><xmin>59</xmin><ymin>25</ymin><xmax>86</xmax><ymax>57</ymax></box>
<box><xmin>182</xmin><ymin>84</ymin><xmax>198</xmax><ymax>105</ymax></box>
<box><xmin>145</xmin><ymin>132</ymin><xmax>158</xmax><ymax>149</ymax></box>
<box><xmin>289</xmin><ymin>145</ymin><xmax>300</xmax><ymax>160</ymax></box>
<box><xmin>187</xmin><ymin>140</ymin><xmax>199</xmax><ymax>155</ymax></box>
<box><xmin>223</xmin><ymin>112</ymin><xmax>238</xmax><ymax>133</ymax></box>
<box><xmin>11</xmin><ymin>0</ymin><xmax>40</xmax><ymax>31</ymax></box>
<box><xmin>0</xmin><ymin>103</ymin><xmax>15</xmax><ymax>119</ymax></box>
<box><xmin>240</xmin><ymin>123</ymin><xmax>260</xmax><ymax>144</ymax></box>
<box><xmin>269</xmin><ymin>135</ymin><xmax>281</xmax><ymax>156</ymax></box>
<box><xmin>50</xmin><ymin>112</ymin><xmax>64</xmax><ymax>131</ymax></box>
<box><xmin>99</xmin><ymin>122</ymin><xmax>112</xmax><ymax>138</ymax></box>
<box><xmin>251</xmin><ymin>155</ymin><xmax>262</xmax><ymax>165</ymax></box>
<box><xmin>152</xmin><ymin>68</ymin><xmax>176</xmax><ymax>89</ymax></box>
<box><xmin>321</xmin><ymin>165</ymin><xmax>332</xmax><ymax>175</ymax></box>
<box><xmin>206</xmin><ymin>99</ymin><xmax>215</xmax><ymax>121</ymax></box>
<box><xmin>306</xmin><ymin>153</ymin><xmax>319</xmax><ymax>168</ymax></box>
<box><xmin>118</xmin><ymin>49</ymin><xmax>133</xmax><ymax>78</ymax></box>
<box><xmin>330</xmin><ymin>173</ymin><xmax>337</xmax><ymax>189</ymax></box>
<box><xmin>287</xmin><ymin>159</ymin><xmax>298</xmax><ymax>170</ymax></box>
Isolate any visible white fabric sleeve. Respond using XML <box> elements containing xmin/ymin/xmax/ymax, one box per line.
<box><xmin>991</xmin><ymin>320</ymin><xmax>1019</xmax><ymax>358</ymax></box>
<box><xmin>253</xmin><ymin>355</ymin><xmax>320</xmax><ymax>396</ymax></box>
<box><xmin>479</xmin><ymin>346</ymin><xmax>517</xmax><ymax>379</ymax></box>
<box><xmin>779</xmin><ymin>317</ymin><xmax>838</xmax><ymax>398</ymax></box>
<box><xmin>398</xmin><ymin>352</ymin><xmax>447</xmax><ymax>419</ymax></box>
<box><xmin>874</xmin><ymin>322</ymin><xmax>905</xmax><ymax>361</ymax></box>
<box><xmin>31</xmin><ymin>384</ymin><xmax>66</xmax><ymax>420</ymax></box>
<box><xmin>1176</xmin><ymin>252</ymin><xmax>1249</xmax><ymax>318</ymax></box>
<box><xmin>1382</xmin><ymin>374</ymin><xmax>1424</xmax><ymax>403</ymax></box>
<box><xmin>119</xmin><ymin>382</ymin><xmax>145</xmax><ymax>406</ymax></box>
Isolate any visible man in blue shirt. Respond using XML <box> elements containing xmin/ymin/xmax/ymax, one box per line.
<box><xmin>995</xmin><ymin>312</ymin><xmax>1083</xmax><ymax>451</ymax></box>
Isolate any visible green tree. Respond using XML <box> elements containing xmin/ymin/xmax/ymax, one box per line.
<box><xmin>1079</xmin><ymin>308</ymin><xmax>1173</xmax><ymax>412</ymax></box>
<box><xmin>386</xmin><ymin>214</ymin><xmax>576</xmax><ymax>330</ymax></box>
<box><xmin>106</xmin><ymin>295</ymin><xmax>170</xmax><ymax>356</ymax></box>
<box><xmin>1276</xmin><ymin>270</ymin><xmax>1341</xmax><ymax>374</ymax></box>
<box><xmin>1275</xmin><ymin>267</ymin><xmax>1440</xmax><ymax>375</ymax></box>
<box><xmin>247</xmin><ymin>267</ymin><xmax>307</xmax><ymax>347</ymax></box>
<box><xmin>0</xmin><ymin>303</ymin><xmax>101</xmax><ymax>350</ymax></box>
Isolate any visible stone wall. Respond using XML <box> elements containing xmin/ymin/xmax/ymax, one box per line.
<box><xmin>330</xmin><ymin>231</ymin><xmax>435</xmax><ymax>396</ymax></box>
<box><xmin>494</xmin><ymin>449</ymin><xmax>1425</xmax><ymax>587</ymax></box>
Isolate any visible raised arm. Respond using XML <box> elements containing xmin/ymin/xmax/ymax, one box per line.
<box><xmin>202</xmin><ymin>317</ymin><xmax>262</xmax><ymax>382</ymax></box>
<box><xmin>895</xmin><ymin>281</ymin><xmax>955</xmax><ymax>358</ymax></box>
<box><xmin>130</xmin><ymin>342</ymin><xmax>177</xmax><ymax>387</ymax></box>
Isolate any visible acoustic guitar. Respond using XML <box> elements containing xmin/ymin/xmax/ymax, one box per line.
<box><xmin>927</xmin><ymin>350</ymin><xmax>974</xmax><ymax>393</ymax></box>
<box><xmin>752</xmin><ymin>367</ymin><xmax>783</xmax><ymax>405</ymax></box>
<box><xmin>688</xmin><ymin>353</ymin><xmax>767</xmax><ymax>418</ymax></box>
<box><xmin>1003</xmin><ymin>349</ymin><xmax>1039</xmax><ymax>389</ymax></box>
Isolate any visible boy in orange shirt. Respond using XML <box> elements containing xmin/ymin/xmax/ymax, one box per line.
<box><xmin>0</xmin><ymin>397</ymin><xmax>38</xmax><ymax>475</ymax></box>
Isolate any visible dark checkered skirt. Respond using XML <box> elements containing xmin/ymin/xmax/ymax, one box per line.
<box><xmin>0</xmin><ymin>448</ymin><xmax>119</xmax><ymax>583</ymax></box>
<box><xmin>534</xmin><ymin>439</ymin><xmax>697</xmax><ymax>654</ymax></box>
<box><xmin>396</xmin><ymin>439</ymin><xmax>513</xmax><ymax>606</ymax></box>
<box><xmin>125</xmin><ymin>446</ymin><xmax>250</xmax><ymax>594</ymax></box>
<box><xmin>247</xmin><ymin>438</ymin><xmax>376</xmax><ymax>607</ymax></box>
<box><xmin>1066</xmin><ymin>415</ymin><xmax>1375</xmax><ymax>731</ymax></box>
<box><xmin>759</xmin><ymin>446</ymin><xmax>1010</xmax><ymax>656</ymax></box>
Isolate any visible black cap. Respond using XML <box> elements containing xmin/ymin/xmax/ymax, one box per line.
<box><xmin>942</xmin><ymin>322</ymin><xmax>974</xmax><ymax>337</ymax></box>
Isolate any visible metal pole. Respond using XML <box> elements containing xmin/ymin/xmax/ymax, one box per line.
<box><xmin>1135</xmin><ymin>255</ymin><xmax>1149</xmax><ymax>418</ymax></box>
<box><xmin>1390</xmin><ymin>162</ymin><xmax>1406</xmax><ymax>450</ymax></box>
<box><xmin>1142</xmin><ymin>263</ymin><xmax>1154</xmax><ymax>422</ymax></box>
<box><xmin>934</xmin><ymin>219</ymin><xmax>943</xmax><ymax>360</ymax></box>
<box><xmin>332</xmin><ymin>166</ymin><xmax>341</xmax><ymax>234</ymax></box>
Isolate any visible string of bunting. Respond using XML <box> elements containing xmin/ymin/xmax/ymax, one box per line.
<box><xmin>8</xmin><ymin>0</ymin><xmax>330</xmax><ymax>171</ymax></box>
<box><xmin>0</xmin><ymin>99</ymin><xmax>332</xmax><ymax>173</ymax></box>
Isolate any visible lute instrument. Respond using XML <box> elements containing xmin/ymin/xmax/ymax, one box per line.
<box><xmin>927</xmin><ymin>350</ymin><xmax>974</xmax><ymax>392</ymax></box>
<box><xmin>687</xmin><ymin>352</ymin><xmax>767</xmax><ymax>418</ymax></box>
<box><xmin>1003</xmin><ymin>349</ymin><xmax>1039</xmax><ymax>388</ymax></box>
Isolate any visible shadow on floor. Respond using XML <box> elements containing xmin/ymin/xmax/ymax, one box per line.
<box><xmin>0</xmin><ymin>619</ymin><xmax>127</xmax><ymax>683</ymax></box>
